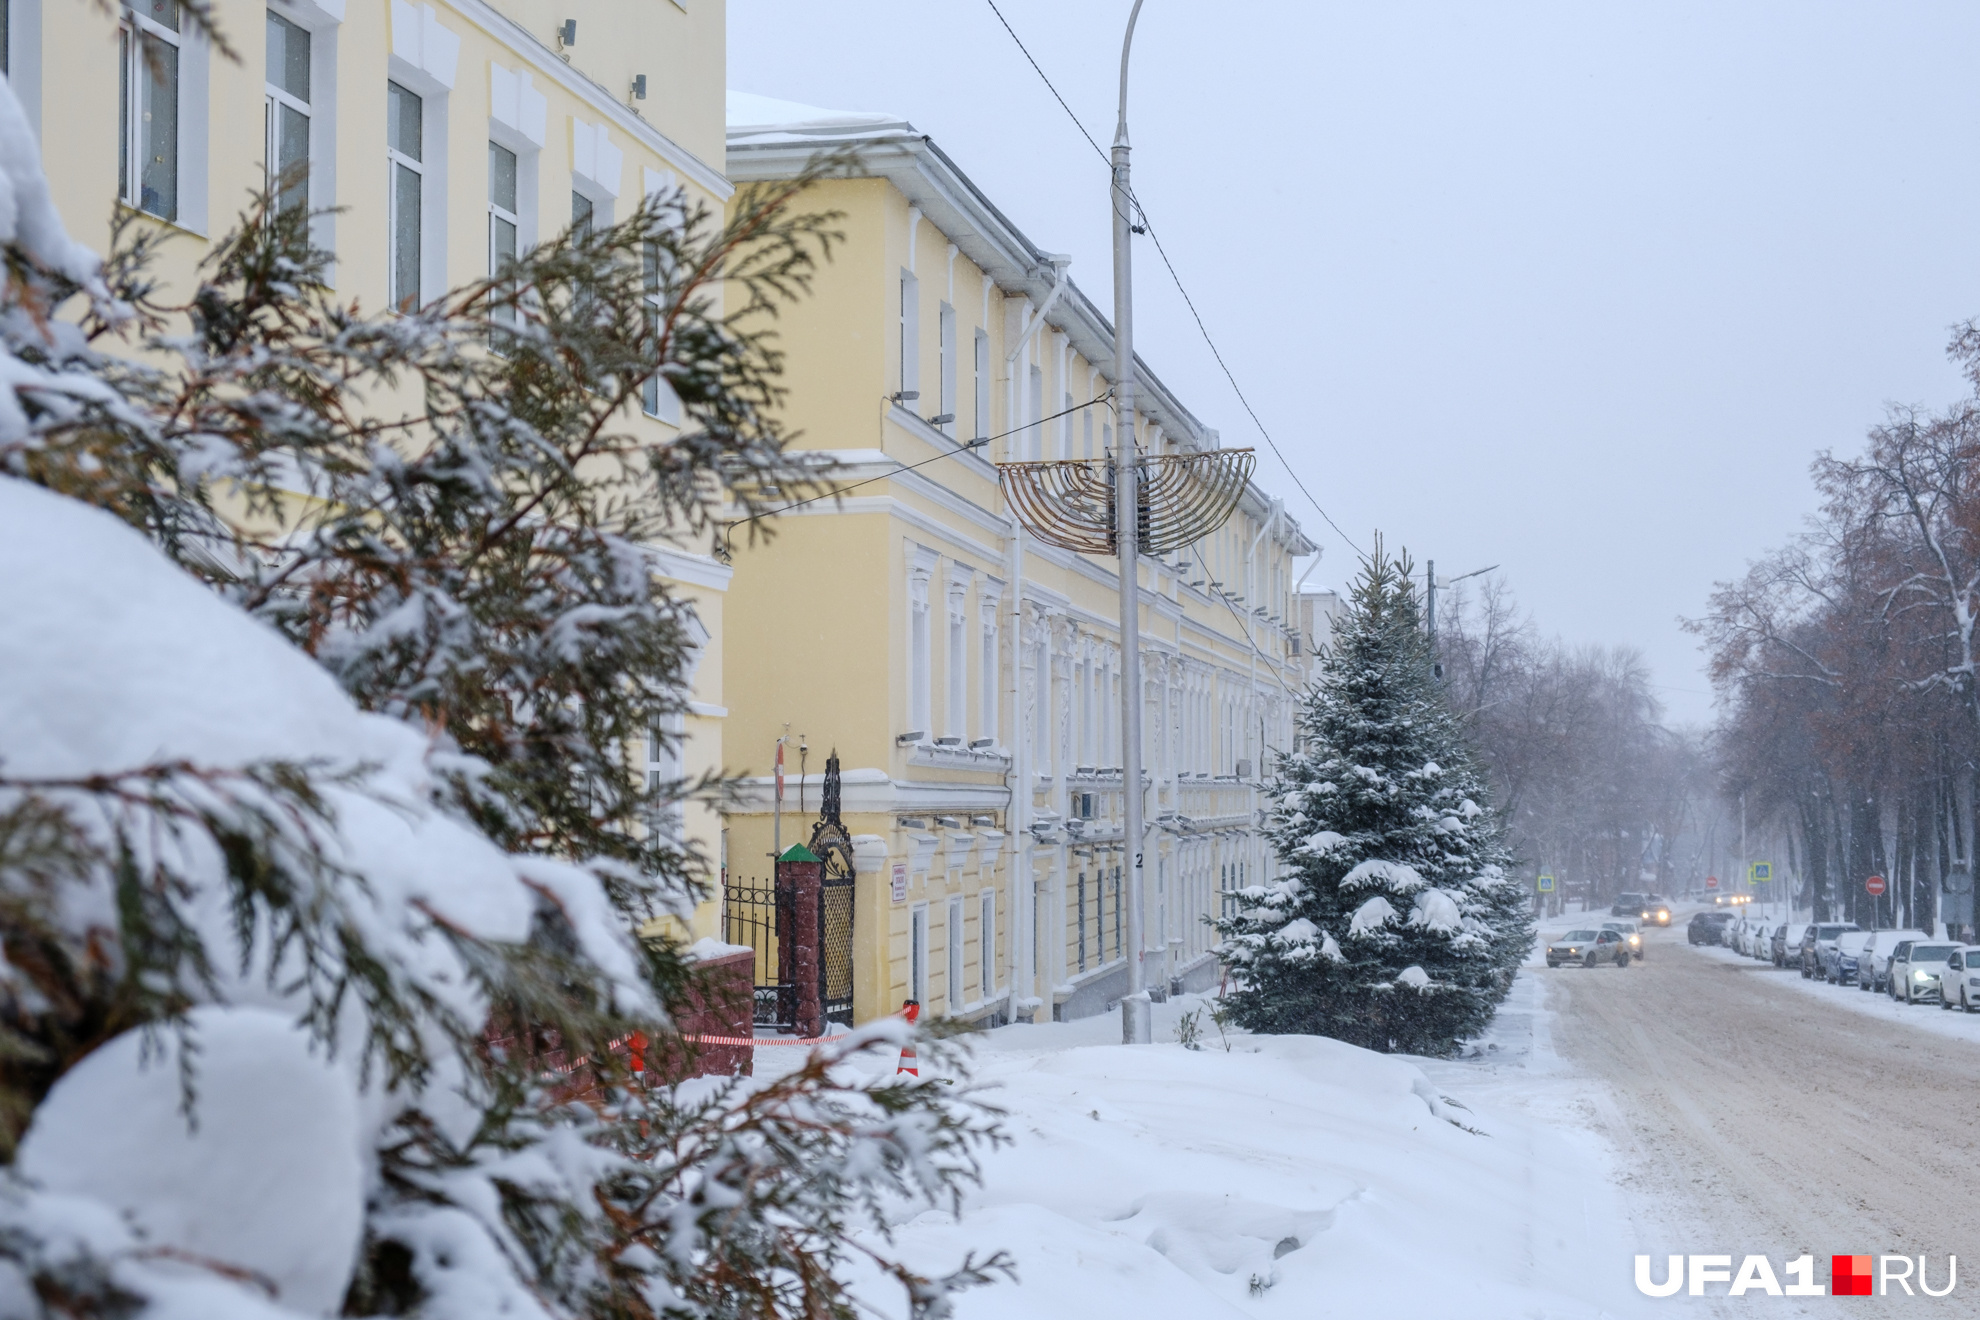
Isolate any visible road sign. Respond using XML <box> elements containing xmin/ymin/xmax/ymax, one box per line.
<box><xmin>1537</xmin><ymin>873</ymin><xmax>1555</xmax><ymax>893</ymax></box>
<box><xmin>1866</xmin><ymin>874</ymin><xmax>1887</xmax><ymax>897</ymax></box>
<box><xmin>1749</xmin><ymin>861</ymin><xmax>1772</xmax><ymax>885</ymax></box>
<box><xmin>1705</xmin><ymin>875</ymin><xmax>1720</xmax><ymax>890</ymax></box>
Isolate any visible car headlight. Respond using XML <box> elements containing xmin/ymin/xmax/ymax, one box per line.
<box><xmin>1916</xmin><ymin>970</ymin><xmax>1932</xmax><ymax>980</ymax></box>
<box><xmin>1629</xmin><ymin>934</ymin><xmax>1640</xmax><ymax>946</ymax></box>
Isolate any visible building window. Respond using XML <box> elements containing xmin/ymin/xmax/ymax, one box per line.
<box><xmin>980</xmin><ymin>890</ymin><xmax>995</xmax><ymax>998</ymax></box>
<box><xmin>898</xmin><ymin>270</ymin><xmax>920</xmax><ymax>399</ymax></box>
<box><xmin>1112</xmin><ymin>864</ymin><xmax>1122</xmax><ymax>961</ymax></box>
<box><xmin>642</xmin><ymin>240</ymin><xmax>682</xmax><ymax>422</ymax></box>
<box><xmin>947</xmin><ymin>896</ymin><xmax>964</xmax><ymax>1013</ymax></box>
<box><xmin>1083</xmin><ymin>406</ymin><xmax>1093</xmax><ymax>460</ymax></box>
<box><xmin>978</xmin><ymin>603</ymin><xmax>997</xmax><ymax>744</ymax></box>
<box><xmin>386</xmin><ymin>80</ymin><xmax>423</xmax><ymax>311</ymax></box>
<box><xmin>908</xmin><ymin>554</ymin><xmax>933</xmax><ymax>738</ymax></box>
<box><xmin>937</xmin><ymin>302</ymin><xmax>956</xmax><ymax>435</ymax></box>
<box><xmin>1026</xmin><ymin>363</ymin><xmax>1042</xmax><ymax>460</ymax></box>
<box><xmin>946</xmin><ymin>585</ymin><xmax>967</xmax><ymax>740</ymax></box>
<box><xmin>264</xmin><ymin>10</ymin><xmax>309</xmax><ymax>215</ymax></box>
<box><xmin>120</xmin><ymin>0</ymin><xmax>181</xmax><ymax>222</ymax></box>
<box><xmin>910</xmin><ymin>904</ymin><xmax>928</xmax><ymax>1004</ymax></box>
<box><xmin>972</xmin><ymin>328</ymin><xmax>989</xmax><ymax>440</ymax></box>
<box><xmin>1076</xmin><ymin>868</ymin><xmax>1087</xmax><ymax>973</ymax></box>
<box><xmin>571</xmin><ymin>189</ymin><xmax>593</xmax><ymax>235</ymax></box>
<box><xmin>487</xmin><ymin>140</ymin><xmax>518</xmax><ymax>325</ymax></box>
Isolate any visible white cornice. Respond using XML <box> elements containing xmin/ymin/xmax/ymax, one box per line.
<box><xmin>445</xmin><ymin>0</ymin><xmax>731</xmax><ymax>198</ymax></box>
<box><xmin>646</xmin><ymin>543</ymin><xmax>733</xmax><ymax>591</ymax></box>
<box><xmin>725</xmin><ymin>769</ymin><xmax>1010</xmax><ymax>814</ymax></box>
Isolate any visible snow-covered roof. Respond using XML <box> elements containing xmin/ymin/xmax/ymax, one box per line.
<box><xmin>725</xmin><ymin>90</ymin><xmax>910</xmax><ymax>143</ymax></box>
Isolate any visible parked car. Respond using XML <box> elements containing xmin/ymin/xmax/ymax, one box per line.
<box><xmin>1800</xmin><ymin>922</ymin><xmax>1863</xmax><ymax>979</ymax></box>
<box><xmin>1735</xmin><ymin>917</ymin><xmax>1773</xmax><ymax>958</ymax></box>
<box><xmin>1688</xmin><ymin>910</ymin><xmax>1736</xmax><ymax>945</ymax></box>
<box><xmin>1773</xmin><ymin>922</ymin><xmax>1809</xmax><ymax>968</ymax></box>
<box><xmin>1889</xmin><ymin>941</ymin><xmax>1958</xmax><ymax>1003</ymax></box>
<box><xmin>1612</xmin><ymin>892</ymin><xmax>1650</xmax><ymax>918</ymax></box>
<box><xmin>1754</xmin><ymin>922</ymin><xmax>1783</xmax><ymax>960</ymax></box>
<box><xmin>1600</xmin><ymin>919</ymin><xmax>1644</xmax><ymax>960</ymax></box>
<box><xmin>1826</xmin><ymin>929</ymin><xmax>1876</xmax><ymax>984</ymax></box>
<box><xmin>1858</xmin><ymin>929</ymin><xmax>1930</xmax><ymax>992</ymax></box>
<box><xmin>1940</xmin><ymin>947</ymin><xmax>1980</xmax><ymax>1011</ymax></box>
<box><xmin>1546</xmin><ymin>928</ymin><xmax>1632</xmax><ymax>968</ymax></box>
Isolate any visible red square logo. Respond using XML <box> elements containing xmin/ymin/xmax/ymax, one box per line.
<box><xmin>1833</xmin><ymin>1255</ymin><xmax>1874</xmax><ymax>1296</ymax></box>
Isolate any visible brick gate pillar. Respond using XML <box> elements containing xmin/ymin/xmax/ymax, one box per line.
<box><xmin>779</xmin><ymin>843</ymin><xmax>824</xmax><ymax>1039</ymax></box>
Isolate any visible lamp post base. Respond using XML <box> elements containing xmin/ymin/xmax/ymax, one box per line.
<box><xmin>1120</xmin><ymin>992</ymin><xmax>1153</xmax><ymax>1044</ymax></box>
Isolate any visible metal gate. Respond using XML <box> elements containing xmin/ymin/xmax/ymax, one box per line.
<box><xmin>720</xmin><ymin>751</ymin><xmax>858</xmax><ymax>1030</ymax></box>
<box><xmin>809</xmin><ymin>753</ymin><xmax>857</xmax><ymax>1025</ymax></box>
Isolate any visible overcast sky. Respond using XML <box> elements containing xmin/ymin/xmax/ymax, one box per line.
<box><xmin>728</xmin><ymin>1</ymin><xmax>1980</xmax><ymax>726</ymax></box>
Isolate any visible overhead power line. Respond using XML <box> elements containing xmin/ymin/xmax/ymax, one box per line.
<box><xmin>981</xmin><ymin>0</ymin><xmax>1363</xmax><ymax>560</ymax></box>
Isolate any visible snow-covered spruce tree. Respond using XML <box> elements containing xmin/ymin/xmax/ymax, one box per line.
<box><xmin>0</xmin><ymin>60</ymin><xmax>1008</xmax><ymax>1320</ymax></box>
<box><xmin>1216</xmin><ymin>541</ymin><xmax>1531</xmax><ymax>1054</ymax></box>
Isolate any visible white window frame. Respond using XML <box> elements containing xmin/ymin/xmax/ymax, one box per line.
<box><xmin>980</xmin><ymin>889</ymin><xmax>995</xmax><ymax>998</ymax></box>
<box><xmin>972</xmin><ymin>328</ymin><xmax>989</xmax><ymax>440</ymax></box>
<box><xmin>910</xmin><ymin>903</ymin><xmax>929</xmax><ymax>1005</ymax></box>
<box><xmin>947</xmin><ymin>895</ymin><xmax>965</xmax><ymax>1014</ymax></box>
<box><xmin>486</xmin><ymin>138</ymin><xmax>520</xmax><ymax>324</ymax></box>
<box><xmin>978</xmin><ymin>583</ymin><xmax>1001</xmax><ymax>745</ymax></box>
<box><xmin>264</xmin><ymin>9</ymin><xmax>312</xmax><ymax>217</ymax></box>
<box><xmin>937</xmin><ymin>301</ymin><xmax>956</xmax><ymax>436</ymax></box>
<box><xmin>898</xmin><ymin>270</ymin><xmax>921</xmax><ymax>400</ymax></box>
<box><xmin>945</xmin><ymin>569</ymin><xmax>968</xmax><ymax>741</ymax></box>
<box><xmin>907</xmin><ymin>546</ymin><xmax>936</xmax><ymax>739</ymax></box>
<box><xmin>121</xmin><ymin>0</ymin><xmax>203</xmax><ymax>228</ymax></box>
<box><xmin>386</xmin><ymin>79</ymin><xmax>425</xmax><ymax>311</ymax></box>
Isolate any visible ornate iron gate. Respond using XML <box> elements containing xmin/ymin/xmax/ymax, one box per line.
<box><xmin>808</xmin><ymin>752</ymin><xmax>857</xmax><ymax>1025</ymax></box>
<box><xmin>722</xmin><ymin>751</ymin><xmax>858</xmax><ymax>1030</ymax></box>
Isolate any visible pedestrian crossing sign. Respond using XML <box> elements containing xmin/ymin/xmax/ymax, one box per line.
<box><xmin>1749</xmin><ymin>861</ymin><xmax>1772</xmax><ymax>885</ymax></box>
<box><xmin>1537</xmin><ymin>873</ymin><xmax>1555</xmax><ymax>893</ymax></box>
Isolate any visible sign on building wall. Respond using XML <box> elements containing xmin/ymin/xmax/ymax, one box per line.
<box><xmin>892</xmin><ymin>862</ymin><xmax>908</xmax><ymax>904</ymax></box>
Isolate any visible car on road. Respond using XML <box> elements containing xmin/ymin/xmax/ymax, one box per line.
<box><xmin>1773</xmin><ymin>922</ymin><xmax>1809</xmax><ymax>968</ymax></box>
<box><xmin>1940</xmin><ymin>947</ymin><xmax>1980</xmax><ymax>1012</ymax></box>
<box><xmin>1547</xmin><ymin>928</ymin><xmax>1632</xmax><ymax>968</ymax></box>
<box><xmin>1600</xmin><ymin>920</ymin><xmax>1644</xmax><ymax>960</ymax></box>
<box><xmin>1800</xmin><ymin>922</ymin><xmax>1863</xmax><ymax>979</ymax></box>
<box><xmin>1889</xmin><ymin>942</ymin><xmax>1958</xmax><ymax>1003</ymax></box>
<box><xmin>1858</xmin><ymin>929</ymin><xmax>1930</xmax><ymax>992</ymax></box>
<box><xmin>1612</xmin><ymin>892</ymin><xmax>1650</xmax><ymax>918</ymax></box>
<box><xmin>1639</xmin><ymin>895</ymin><xmax>1674</xmax><ymax>926</ymax></box>
<box><xmin>1827</xmin><ymin>929</ymin><xmax>1876</xmax><ymax>985</ymax></box>
<box><xmin>1688</xmin><ymin>910</ymin><xmax>1736</xmax><ymax>945</ymax></box>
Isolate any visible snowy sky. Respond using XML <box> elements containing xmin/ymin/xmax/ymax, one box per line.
<box><xmin>728</xmin><ymin>1</ymin><xmax>1980</xmax><ymax>727</ymax></box>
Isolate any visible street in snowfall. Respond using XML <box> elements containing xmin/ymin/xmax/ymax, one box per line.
<box><xmin>15</xmin><ymin>3</ymin><xmax>1980</xmax><ymax>1320</ymax></box>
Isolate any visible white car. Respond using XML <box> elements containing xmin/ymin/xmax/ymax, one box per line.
<box><xmin>1940</xmin><ymin>947</ymin><xmax>1980</xmax><ymax>1012</ymax></box>
<box><xmin>1600</xmin><ymin>919</ymin><xmax>1644</xmax><ymax>960</ymax></box>
<box><xmin>1890</xmin><ymin>941</ymin><xmax>1958</xmax><ymax>1004</ymax></box>
<box><xmin>1775</xmin><ymin>922</ymin><xmax>1809</xmax><ymax>967</ymax></box>
<box><xmin>1858</xmin><ymin>929</ymin><xmax>1930</xmax><ymax>992</ymax></box>
<box><xmin>1750</xmin><ymin>922</ymin><xmax>1779</xmax><ymax>960</ymax></box>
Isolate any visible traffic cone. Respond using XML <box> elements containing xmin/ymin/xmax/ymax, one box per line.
<box><xmin>627</xmin><ymin>1031</ymin><xmax>646</xmax><ymax>1077</ymax></box>
<box><xmin>897</xmin><ymin>999</ymin><xmax>920</xmax><ymax>1076</ymax></box>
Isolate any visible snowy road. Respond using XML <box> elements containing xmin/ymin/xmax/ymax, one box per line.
<box><xmin>1549</xmin><ymin>920</ymin><xmax>1980</xmax><ymax>1309</ymax></box>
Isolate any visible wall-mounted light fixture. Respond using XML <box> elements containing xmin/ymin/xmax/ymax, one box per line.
<box><xmin>558</xmin><ymin>19</ymin><xmax>576</xmax><ymax>46</ymax></box>
<box><xmin>631</xmin><ymin>74</ymin><xmax>647</xmax><ymax>100</ymax></box>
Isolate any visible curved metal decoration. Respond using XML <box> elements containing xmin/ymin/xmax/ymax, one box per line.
<box><xmin>998</xmin><ymin>449</ymin><xmax>1256</xmax><ymax>555</ymax></box>
<box><xmin>806</xmin><ymin>751</ymin><xmax>857</xmax><ymax>1025</ymax></box>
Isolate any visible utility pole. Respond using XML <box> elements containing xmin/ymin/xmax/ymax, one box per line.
<box><xmin>1113</xmin><ymin>0</ymin><xmax>1152</xmax><ymax>1045</ymax></box>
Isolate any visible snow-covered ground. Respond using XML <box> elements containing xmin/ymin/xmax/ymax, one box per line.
<box><xmin>760</xmin><ymin>975</ymin><xmax>1663</xmax><ymax>1319</ymax></box>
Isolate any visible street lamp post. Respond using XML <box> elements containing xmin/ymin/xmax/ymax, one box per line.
<box><xmin>1113</xmin><ymin>0</ymin><xmax>1152</xmax><ymax>1045</ymax></box>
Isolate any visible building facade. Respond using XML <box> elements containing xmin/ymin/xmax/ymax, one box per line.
<box><xmin>722</xmin><ymin>94</ymin><xmax>1315</xmax><ymax>1025</ymax></box>
<box><xmin>16</xmin><ymin>0</ymin><xmax>737</xmax><ymax>938</ymax></box>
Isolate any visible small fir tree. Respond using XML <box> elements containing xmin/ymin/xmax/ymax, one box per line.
<box><xmin>1216</xmin><ymin>541</ymin><xmax>1531</xmax><ymax>1054</ymax></box>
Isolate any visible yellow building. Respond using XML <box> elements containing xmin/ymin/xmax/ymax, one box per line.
<box><xmin>722</xmin><ymin>94</ymin><xmax>1315</xmax><ymax>1025</ymax></box>
<box><xmin>16</xmin><ymin>0</ymin><xmax>736</xmax><ymax>930</ymax></box>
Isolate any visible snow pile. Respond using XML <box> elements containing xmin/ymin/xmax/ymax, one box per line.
<box><xmin>817</xmin><ymin>990</ymin><xmax>1654</xmax><ymax>1319</ymax></box>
